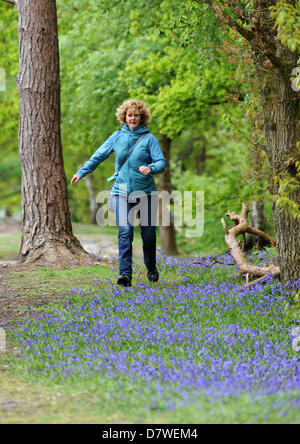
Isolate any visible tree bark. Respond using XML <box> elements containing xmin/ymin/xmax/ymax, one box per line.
<box><xmin>250</xmin><ymin>0</ymin><xmax>300</xmax><ymax>282</ymax></box>
<box><xmin>199</xmin><ymin>0</ymin><xmax>300</xmax><ymax>282</ymax></box>
<box><xmin>5</xmin><ymin>208</ymin><xmax>12</xmax><ymax>218</ymax></box>
<box><xmin>83</xmin><ymin>175</ymin><xmax>97</xmax><ymax>224</ymax></box>
<box><xmin>16</xmin><ymin>0</ymin><xmax>87</xmax><ymax>263</ymax></box>
<box><xmin>195</xmin><ymin>141</ymin><xmax>206</xmax><ymax>175</ymax></box>
<box><xmin>158</xmin><ymin>134</ymin><xmax>179</xmax><ymax>256</ymax></box>
<box><xmin>245</xmin><ymin>200</ymin><xmax>267</xmax><ymax>250</ymax></box>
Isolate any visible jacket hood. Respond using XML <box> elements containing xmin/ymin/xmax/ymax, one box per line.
<box><xmin>120</xmin><ymin>124</ymin><xmax>149</xmax><ymax>135</ymax></box>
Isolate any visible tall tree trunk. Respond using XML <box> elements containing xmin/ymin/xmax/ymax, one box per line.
<box><xmin>16</xmin><ymin>0</ymin><xmax>87</xmax><ymax>263</ymax></box>
<box><xmin>200</xmin><ymin>0</ymin><xmax>300</xmax><ymax>282</ymax></box>
<box><xmin>251</xmin><ymin>0</ymin><xmax>300</xmax><ymax>282</ymax></box>
<box><xmin>158</xmin><ymin>134</ymin><xmax>179</xmax><ymax>256</ymax></box>
<box><xmin>195</xmin><ymin>139</ymin><xmax>206</xmax><ymax>175</ymax></box>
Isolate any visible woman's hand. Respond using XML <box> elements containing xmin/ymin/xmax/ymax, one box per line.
<box><xmin>70</xmin><ymin>175</ymin><xmax>80</xmax><ymax>186</ymax></box>
<box><xmin>139</xmin><ymin>166</ymin><xmax>151</xmax><ymax>176</ymax></box>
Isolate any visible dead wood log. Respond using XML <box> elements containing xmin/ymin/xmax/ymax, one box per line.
<box><xmin>221</xmin><ymin>202</ymin><xmax>280</xmax><ymax>287</ymax></box>
<box><xmin>190</xmin><ymin>258</ymin><xmax>236</xmax><ymax>267</ymax></box>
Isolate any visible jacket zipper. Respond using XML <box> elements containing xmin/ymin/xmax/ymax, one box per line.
<box><xmin>128</xmin><ymin>134</ymin><xmax>133</xmax><ymax>195</ymax></box>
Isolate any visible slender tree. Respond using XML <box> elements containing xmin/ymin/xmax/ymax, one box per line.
<box><xmin>2</xmin><ymin>0</ymin><xmax>87</xmax><ymax>263</ymax></box>
<box><xmin>157</xmin><ymin>134</ymin><xmax>179</xmax><ymax>256</ymax></box>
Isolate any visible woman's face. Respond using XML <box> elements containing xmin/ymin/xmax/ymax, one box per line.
<box><xmin>126</xmin><ymin>108</ymin><xmax>141</xmax><ymax>131</ymax></box>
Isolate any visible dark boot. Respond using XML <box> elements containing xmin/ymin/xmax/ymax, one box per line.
<box><xmin>117</xmin><ymin>274</ymin><xmax>132</xmax><ymax>287</ymax></box>
<box><xmin>147</xmin><ymin>267</ymin><xmax>159</xmax><ymax>282</ymax></box>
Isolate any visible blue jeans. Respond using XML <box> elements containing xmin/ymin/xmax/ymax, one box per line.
<box><xmin>115</xmin><ymin>193</ymin><xmax>158</xmax><ymax>277</ymax></box>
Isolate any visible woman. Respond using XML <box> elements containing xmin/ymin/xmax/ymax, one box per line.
<box><xmin>71</xmin><ymin>99</ymin><xmax>166</xmax><ymax>287</ymax></box>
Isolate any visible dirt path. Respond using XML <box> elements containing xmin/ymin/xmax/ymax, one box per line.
<box><xmin>0</xmin><ymin>262</ymin><xmax>71</xmax><ymax>327</ymax></box>
<box><xmin>0</xmin><ymin>217</ymin><xmax>146</xmax><ymax>327</ymax></box>
<box><xmin>0</xmin><ymin>220</ymin><xmax>147</xmax><ymax>423</ymax></box>
<box><xmin>0</xmin><ymin>217</ymin><xmax>144</xmax><ymax>264</ymax></box>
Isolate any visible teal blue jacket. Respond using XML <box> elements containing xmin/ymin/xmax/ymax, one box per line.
<box><xmin>76</xmin><ymin>124</ymin><xmax>166</xmax><ymax>197</ymax></box>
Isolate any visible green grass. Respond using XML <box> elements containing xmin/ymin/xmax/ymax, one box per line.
<box><xmin>5</xmin><ymin>264</ymin><xmax>116</xmax><ymax>297</ymax></box>
<box><xmin>73</xmin><ymin>222</ymin><xmax>119</xmax><ymax>237</ymax></box>
<box><xmin>0</xmin><ymin>220</ymin><xmax>225</xmax><ymax>262</ymax></box>
<box><xmin>0</xmin><ymin>234</ymin><xmax>21</xmax><ymax>260</ymax></box>
<box><xmin>1</xmin><ymin>372</ymin><xmax>298</xmax><ymax>424</ymax></box>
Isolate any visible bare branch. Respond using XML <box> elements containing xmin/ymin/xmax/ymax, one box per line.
<box><xmin>245</xmin><ymin>273</ymin><xmax>249</xmax><ymax>285</ymax></box>
<box><xmin>1</xmin><ymin>0</ymin><xmax>16</xmax><ymax>5</ymax></box>
<box><xmin>196</xmin><ymin>0</ymin><xmax>284</xmax><ymax>69</ymax></box>
<box><xmin>221</xmin><ymin>217</ymin><xmax>228</xmax><ymax>234</ymax></box>
<box><xmin>252</xmin><ymin>19</ymin><xmax>284</xmax><ymax>69</ymax></box>
<box><xmin>190</xmin><ymin>258</ymin><xmax>236</xmax><ymax>267</ymax></box>
<box><xmin>195</xmin><ymin>0</ymin><xmax>254</xmax><ymax>42</ymax></box>
<box><xmin>222</xmin><ymin>202</ymin><xmax>280</xmax><ymax>280</ymax></box>
<box><xmin>241</xmin><ymin>275</ymin><xmax>270</xmax><ymax>289</ymax></box>
<box><xmin>245</xmin><ymin>226</ymin><xmax>277</xmax><ymax>247</ymax></box>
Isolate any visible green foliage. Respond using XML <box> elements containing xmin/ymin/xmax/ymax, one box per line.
<box><xmin>171</xmin><ymin>116</ymin><xmax>273</xmax><ymax>254</ymax></box>
<box><xmin>0</xmin><ymin>0</ymin><xmax>277</xmax><ymax>242</ymax></box>
<box><xmin>122</xmin><ymin>0</ymin><xmax>243</xmax><ymax>139</ymax></box>
<box><xmin>0</xmin><ymin>2</ymin><xmax>20</xmax><ymax>215</ymax></box>
<box><xmin>125</xmin><ymin>47</ymin><xmax>239</xmax><ymax>139</ymax></box>
<box><xmin>270</xmin><ymin>0</ymin><xmax>300</xmax><ymax>92</ymax></box>
<box><xmin>283</xmin><ymin>290</ymin><xmax>300</xmax><ymax>324</ymax></box>
<box><xmin>0</xmin><ymin>154</ymin><xmax>20</xmax><ymax>214</ymax></box>
<box><xmin>57</xmin><ymin>0</ymin><xmax>140</xmax><ymax>220</ymax></box>
<box><xmin>0</xmin><ymin>2</ymin><xmax>19</xmax><ymax>74</ymax></box>
<box><xmin>270</xmin><ymin>0</ymin><xmax>300</xmax><ymax>53</ymax></box>
<box><xmin>272</xmin><ymin>160</ymin><xmax>300</xmax><ymax>220</ymax></box>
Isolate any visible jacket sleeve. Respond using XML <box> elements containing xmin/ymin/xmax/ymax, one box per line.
<box><xmin>76</xmin><ymin>131</ymin><xmax>120</xmax><ymax>179</ymax></box>
<box><xmin>147</xmin><ymin>135</ymin><xmax>166</xmax><ymax>174</ymax></box>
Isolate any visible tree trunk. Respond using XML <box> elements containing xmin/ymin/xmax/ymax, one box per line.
<box><xmin>245</xmin><ymin>200</ymin><xmax>267</xmax><ymax>250</ymax></box>
<box><xmin>262</xmin><ymin>68</ymin><xmax>300</xmax><ymax>282</ymax></box>
<box><xmin>195</xmin><ymin>141</ymin><xmax>206</xmax><ymax>175</ymax></box>
<box><xmin>16</xmin><ymin>0</ymin><xmax>87</xmax><ymax>264</ymax></box>
<box><xmin>83</xmin><ymin>175</ymin><xmax>97</xmax><ymax>224</ymax></box>
<box><xmin>158</xmin><ymin>134</ymin><xmax>179</xmax><ymax>256</ymax></box>
<box><xmin>251</xmin><ymin>1</ymin><xmax>300</xmax><ymax>282</ymax></box>
<box><xmin>199</xmin><ymin>1</ymin><xmax>300</xmax><ymax>283</ymax></box>
<box><xmin>5</xmin><ymin>208</ymin><xmax>12</xmax><ymax>218</ymax></box>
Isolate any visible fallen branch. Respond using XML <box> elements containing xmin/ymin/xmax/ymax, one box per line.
<box><xmin>1</xmin><ymin>0</ymin><xmax>16</xmax><ymax>6</ymax></box>
<box><xmin>221</xmin><ymin>202</ymin><xmax>280</xmax><ymax>282</ymax></box>
<box><xmin>190</xmin><ymin>258</ymin><xmax>236</xmax><ymax>268</ymax></box>
<box><xmin>241</xmin><ymin>275</ymin><xmax>271</xmax><ymax>289</ymax></box>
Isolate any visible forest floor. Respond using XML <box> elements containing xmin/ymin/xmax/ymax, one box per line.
<box><xmin>0</xmin><ymin>218</ymin><xmax>117</xmax><ymax>326</ymax></box>
<box><xmin>0</xmin><ymin>218</ymin><xmax>147</xmax><ymax>423</ymax></box>
<box><xmin>0</xmin><ymin>217</ymin><xmax>149</xmax><ymax>327</ymax></box>
<box><xmin>0</xmin><ymin>219</ymin><xmax>299</xmax><ymax>424</ymax></box>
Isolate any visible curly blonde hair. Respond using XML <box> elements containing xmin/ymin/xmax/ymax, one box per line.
<box><xmin>116</xmin><ymin>99</ymin><xmax>151</xmax><ymax>126</ymax></box>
